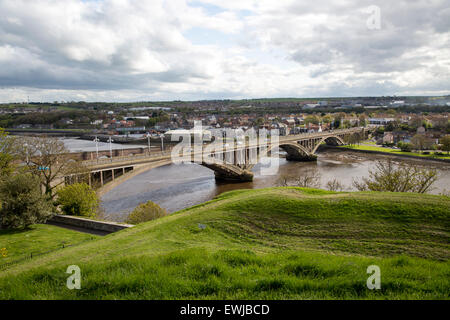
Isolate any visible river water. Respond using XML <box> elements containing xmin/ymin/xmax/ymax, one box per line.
<box><xmin>98</xmin><ymin>148</ymin><xmax>450</xmax><ymax>222</ymax></box>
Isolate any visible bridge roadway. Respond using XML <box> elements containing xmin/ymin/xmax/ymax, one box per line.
<box><xmin>84</xmin><ymin>128</ymin><xmax>366</xmax><ymax>169</ymax></box>
<box><xmin>76</xmin><ymin>127</ymin><xmax>368</xmax><ymax>186</ymax></box>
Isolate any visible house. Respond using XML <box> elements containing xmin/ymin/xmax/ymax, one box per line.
<box><xmin>369</xmin><ymin>118</ymin><xmax>395</xmax><ymax>125</ymax></box>
<box><xmin>417</xmin><ymin>126</ymin><xmax>426</xmax><ymax>134</ymax></box>
<box><xmin>283</xmin><ymin>118</ymin><xmax>296</xmax><ymax>127</ymax></box>
<box><xmin>383</xmin><ymin>132</ymin><xmax>394</xmax><ymax>144</ymax></box>
<box><xmin>91</xmin><ymin>119</ymin><xmax>103</xmax><ymax>125</ymax></box>
<box><xmin>303</xmin><ymin>104</ymin><xmax>318</xmax><ymax>110</ymax></box>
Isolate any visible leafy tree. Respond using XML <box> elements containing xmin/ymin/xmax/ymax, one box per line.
<box><xmin>333</xmin><ymin>118</ymin><xmax>341</xmax><ymax>129</ymax></box>
<box><xmin>17</xmin><ymin>136</ymin><xmax>87</xmax><ymax>198</ymax></box>
<box><xmin>342</xmin><ymin>119</ymin><xmax>351</xmax><ymax>128</ymax></box>
<box><xmin>321</xmin><ymin>114</ymin><xmax>333</xmax><ymax>124</ymax></box>
<box><xmin>397</xmin><ymin>141</ymin><xmax>412</xmax><ymax>152</ymax></box>
<box><xmin>0</xmin><ymin>173</ymin><xmax>53</xmax><ymax>229</ymax></box>
<box><xmin>353</xmin><ymin>159</ymin><xmax>438</xmax><ymax>194</ymax></box>
<box><xmin>304</xmin><ymin>115</ymin><xmax>320</xmax><ymax>125</ymax></box>
<box><xmin>385</xmin><ymin>121</ymin><xmax>399</xmax><ymax>132</ymax></box>
<box><xmin>254</xmin><ymin>117</ymin><xmax>265</xmax><ymax>127</ymax></box>
<box><xmin>56</xmin><ymin>183</ymin><xmax>99</xmax><ymax>217</ymax></box>
<box><xmin>440</xmin><ymin>135</ymin><xmax>450</xmax><ymax>154</ymax></box>
<box><xmin>376</xmin><ymin>126</ymin><xmax>385</xmax><ymax>135</ymax></box>
<box><xmin>125</xmin><ymin>201</ymin><xmax>167</xmax><ymax>224</ymax></box>
<box><xmin>0</xmin><ymin>128</ymin><xmax>15</xmax><ymax>178</ymax></box>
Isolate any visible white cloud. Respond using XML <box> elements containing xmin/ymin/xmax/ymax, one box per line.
<box><xmin>0</xmin><ymin>0</ymin><xmax>449</xmax><ymax>102</ymax></box>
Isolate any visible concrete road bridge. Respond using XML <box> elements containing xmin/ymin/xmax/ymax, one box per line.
<box><xmin>69</xmin><ymin>127</ymin><xmax>369</xmax><ymax>191</ymax></box>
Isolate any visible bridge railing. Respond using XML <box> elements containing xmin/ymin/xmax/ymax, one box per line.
<box><xmin>82</xmin><ymin>146</ymin><xmax>175</xmax><ymax>167</ymax></box>
<box><xmin>84</xmin><ymin>127</ymin><xmax>368</xmax><ymax>168</ymax></box>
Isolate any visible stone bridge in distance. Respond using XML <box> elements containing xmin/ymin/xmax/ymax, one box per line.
<box><xmin>74</xmin><ymin>127</ymin><xmax>369</xmax><ymax>189</ymax></box>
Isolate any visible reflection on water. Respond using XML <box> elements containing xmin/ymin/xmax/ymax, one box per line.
<box><xmin>101</xmin><ymin>149</ymin><xmax>450</xmax><ymax>221</ymax></box>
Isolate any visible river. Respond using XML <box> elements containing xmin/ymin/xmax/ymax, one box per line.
<box><xmin>98</xmin><ymin>148</ymin><xmax>450</xmax><ymax>222</ymax></box>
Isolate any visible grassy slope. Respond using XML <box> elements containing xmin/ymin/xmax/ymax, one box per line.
<box><xmin>341</xmin><ymin>144</ymin><xmax>450</xmax><ymax>160</ymax></box>
<box><xmin>0</xmin><ymin>188</ymin><xmax>449</xmax><ymax>299</ymax></box>
<box><xmin>0</xmin><ymin>225</ymin><xmax>97</xmax><ymax>263</ymax></box>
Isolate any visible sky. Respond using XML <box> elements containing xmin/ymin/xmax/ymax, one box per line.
<box><xmin>0</xmin><ymin>0</ymin><xmax>449</xmax><ymax>103</ymax></box>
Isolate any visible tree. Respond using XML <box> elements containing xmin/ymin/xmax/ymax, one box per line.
<box><xmin>440</xmin><ymin>135</ymin><xmax>450</xmax><ymax>154</ymax></box>
<box><xmin>326</xmin><ymin>178</ymin><xmax>345</xmax><ymax>191</ymax></box>
<box><xmin>359</xmin><ymin>114</ymin><xmax>368</xmax><ymax>127</ymax></box>
<box><xmin>353</xmin><ymin>159</ymin><xmax>438</xmax><ymax>194</ymax></box>
<box><xmin>304</xmin><ymin>115</ymin><xmax>320</xmax><ymax>125</ymax></box>
<box><xmin>0</xmin><ymin>173</ymin><xmax>53</xmax><ymax>229</ymax></box>
<box><xmin>397</xmin><ymin>141</ymin><xmax>412</xmax><ymax>152</ymax></box>
<box><xmin>125</xmin><ymin>201</ymin><xmax>167</xmax><ymax>224</ymax></box>
<box><xmin>17</xmin><ymin>136</ymin><xmax>87</xmax><ymax>198</ymax></box>
<box><xmin>333</xmin><ymin>118</ymin><xmax>341</xmax><ymax>129</ymax></box>
<box><xmin>0</xmin><ymin>128</ymin><xmax>16</xmax><ymax>178</ymax></box>
<box><xmin>345</xmin><ymin>132</ymin><xmax>363</xmax><ymax>146</ymax></box>
<box><xmin>322</xmin><ymin>115</ymin><xmax>333</xmax><ymax>124</ymax></box>
<box><xmin>411</xmin><ymin>134</ymin><xmax>433</xmax><ymax>151</ymax></box>
<box><xmin>56</xmin><ymin>183</ymin><xmax>99</xmax><ymax>218</ymax></box>
<box><xmin>276</xmin><ymin>169</ymin><xmax>321</xmax><ymax>188</ymax></box>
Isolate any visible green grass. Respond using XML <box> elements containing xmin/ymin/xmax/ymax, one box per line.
<box><xmin>0</xmin><ymin>225</ymin><xmax>97</xmax><ymax>263</ymax></box>
<box><xmin>341</xmin><ymin>144</ymin><xmax>450</xmax><ymax>160</ymax></box>
<box><xmin>0</xmin><ymin>188</ymin><xmax>449</xmax><ymax>299</ymax></box>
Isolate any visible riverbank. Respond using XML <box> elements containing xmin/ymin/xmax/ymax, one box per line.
<box><xmin>1</xmin><ymin>188</ymin><xmax>449</xmax><ymax>299</ymax></box>
<box><xmin>329</xmin><ymin>144</ymin><xmax>450</xmax><ymax>163</ymax></box>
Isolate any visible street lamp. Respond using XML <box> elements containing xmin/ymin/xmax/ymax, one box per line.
<box><xmin>160</xmin><ymin>134</ymin><xmax>165</xmax><ymax>154</ymax></box>
<box><xmin>93</xmin><ymin>136</ymin><xmax>100</xmax><ymax>161</ymax></box>
<box><xmin>146</xmin><ymin>132</ymin><xmax>151</xmax><ymax>156</ymax></box>
<box><xmin>108</xmin><ymin>136</ymin><xmax>113</xmax><ymax>160</ymax></box>
<box><xmin>24</xmin><ymin>143</ymin><xmax>29</xmax><ymax>164</ymax></box>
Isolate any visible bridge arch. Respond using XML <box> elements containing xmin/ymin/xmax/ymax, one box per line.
<box><xmin>278</xmin><ymin>142</ymin><xmax>315</xmax><ymax>161</ymax></box>
<box><xmin>88</xmin><ymin>128</ymin><xmax>370</xmax><ymax>190</ymax></box>
<box><xmin>311</xmin><ymin>135</ymin><xmax>345</xmax><ymax>153</ymax></box>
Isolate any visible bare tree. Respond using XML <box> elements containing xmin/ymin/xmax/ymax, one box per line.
<box><xmin>293</xmin><ymin>169</ymin><xmax>321</xmax><ymax>188</ymax></box>
<box><xmin>276</xmin><ymin>169</ymin><xmax>321</xmax><ymax>189</ymax></box>
<box><xmin>16</xmin><ymin>136</ymin><xmax>88</xmax><ymax>198</ymax></box>
<box><xmin>411</xmin><ymin>134</ymin><xmax>433</xmax><ymax>152</ymax></box>
<box><xmin>326</xmin><ymin>178</ymin><xmax>345</xmax><ymax>191</ymax></box>
<box><xmin>353</xmin><ymin>159</ymin><xmax>438</xmax><ymax>194</ymax></box>
<box><xmin>276</xmin><ymin>175</ymin><xmax>291</xmax><ymax>187</ymax></box>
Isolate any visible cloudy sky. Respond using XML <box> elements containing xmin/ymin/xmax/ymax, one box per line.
<box><xmin>0</xmin><ymin>0</ymin><xmax>449</xmax><ymax>102</ymax></box>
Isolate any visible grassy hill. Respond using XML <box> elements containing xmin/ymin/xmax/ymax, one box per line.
<box><xmin>0</xmin><ymin>188</ymin><xmax>449</xmax><ymax>299</ymax></box>
<box><xmin>0</xmin><ymin>225</ymin><xmax>97</xmax><ymax>264</ymax></box>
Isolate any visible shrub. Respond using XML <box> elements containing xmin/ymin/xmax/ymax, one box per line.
<box><xmin>397</xmin><ymin>142</ymin><xmax>412</xmax><ymax>152</ymax></box>
<box><xmin>353</xmin><ymin>159</ymin><xmax>438</xmax><ymax>193</ymax></box>
<box><xmin>0</xmin><ymin>173</ymin><xmax>53</xmax><ymax>229</ymax></box>
<box><xmin>56</xmin><ymin>183</ymin><xmax>99</xmax><ymax>218</ymax></box>
<box><xmin>125</xmin><ymin>201</ymin><xmax>167</xmax><ymax>225</ymax></box>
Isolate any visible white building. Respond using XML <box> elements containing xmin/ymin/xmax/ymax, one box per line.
<box><xmin>369</xmin><ymin>118</ymin><xmax>395</xmax><ymax>125</ymax></box>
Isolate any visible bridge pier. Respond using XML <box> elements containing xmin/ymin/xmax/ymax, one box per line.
<box><xmin>285</xmin><ymin>153</ymin><xmax>317</xmax><ymax>161</ymax></box>
<box><xmin>214</xmin><ymin>170</ymin><xmax>253</xmax><ymax>182</ymax></box>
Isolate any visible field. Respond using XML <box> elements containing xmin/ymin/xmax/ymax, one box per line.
<box><xmin>0</xmin><ymin>188</ymin><xmax>449</xmax><ymax>299</ymax></box>
<box><xmin>0</xmin><ymin>225</ymin><xmax>97</xmax><ymax>263</ymax></box>
<box><xmin>341</xmin><ymin>144</ymin><xmax>450</xmax><ymax>160</ymax></box>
